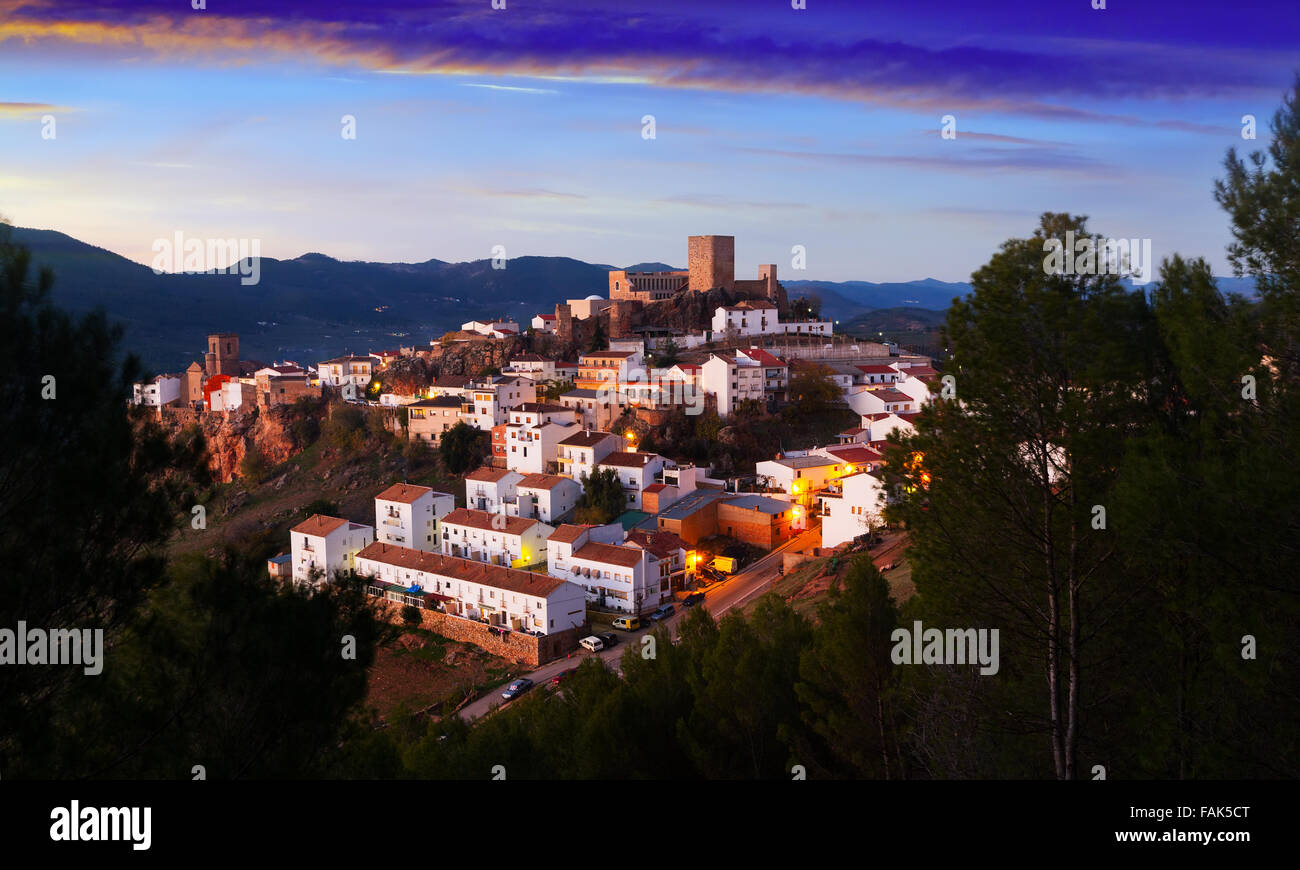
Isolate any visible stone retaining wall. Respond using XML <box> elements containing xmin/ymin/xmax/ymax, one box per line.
<box><xmin>375</xmin><ymin>599</ymin><xmax>585</xmax><ymax>667</ymax></box>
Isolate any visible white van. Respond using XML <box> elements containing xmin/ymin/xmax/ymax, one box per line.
<box><xmin>579</xmin><ymin>635</ymin><xmax>605</xmax><ymax>652</ymax></box>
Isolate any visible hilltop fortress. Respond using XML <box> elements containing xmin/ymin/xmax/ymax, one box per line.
<box><xmin>607</xmin><ymin>235</ymin><xmax>785</xmax><ymax>308</ymax></box>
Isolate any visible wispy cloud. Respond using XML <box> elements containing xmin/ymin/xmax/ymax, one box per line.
<box><xmin>460</xmin><ymin>83</ymin><xmax>559</xmax><ymax>95</ymax></box>
<box><xmin>0</xmin><ymin>101</ymin><xmax>69</xmax><ymax>119</ymax></box>
<box><xmin>0</xmin><ymin>0</ymin><xmax>1286</xmax><ymax>130</ymax></box>
<box><xmin>733</xmin><ymin>145</ymin><xmax>1119</xmax><ymax>178</ymax></box>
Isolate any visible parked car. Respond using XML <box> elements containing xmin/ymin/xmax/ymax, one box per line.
<box><xmin>501</xmin><ymin>678</ymin><xmax>534</xmax><ymax>700</ymax></box>
<box><xmin>698</xmin><ymin>565</ymin><xmax>723</xmax><ymax>583</ymax></box>
<box><xmin>597</xmin><ymin>631</ymin><xmax>618</xmax><ymax>648</ymax></box>
<box><xmin>650</xmin><ymin>603</ymin><xmax>675</xmax><ymax>622</ymax></box>
<box><xmin>579</xmin><ymin>635</ymin><xmax>605</xmax><ymax>652</ymax></box>
<box><xmin>612</xmin><ymin>616</ymin><xmax>641</xmax><ymax>631</ymax></box>
<box><xmin>550</xmin><ymin>668</ymin><xmax>577</xmax><ymax>686</ymax></box>
<box><xmin>682</xmin><ymin>592</ymin><xmax>705</xmax><ymax>607</ymax></box>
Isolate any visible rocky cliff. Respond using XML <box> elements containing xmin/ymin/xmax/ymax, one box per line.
<box><xmin>161</xmin><ymin>405</ymin><xmax>301</xmax><ymax>484</ymax></box>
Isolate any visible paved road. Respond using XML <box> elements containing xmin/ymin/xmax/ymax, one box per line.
<box><xmin>458</xmin><ymin>524</ymin><xmax>822</xmax><ymax>723</ymax></box>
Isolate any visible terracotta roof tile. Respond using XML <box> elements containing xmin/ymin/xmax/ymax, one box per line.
<box><xmin>375</xmin><ymin>483</ymin><xmax>434</xmax><ymax>504</ymax></box>
<box><xmin>355</xmin><ymin>542</ymin><xmax>568</xmax><ymax>596</ymax></box>
<box><xmin>441</xmin><ymin>508</ymin><xmax>544</xmax><ymax>536</ymax></box>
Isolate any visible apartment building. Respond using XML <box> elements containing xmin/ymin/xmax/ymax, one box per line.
<box><xmin>512</xmin><ymin>473</ymin><xmax>583</xmax><ymax>524</ymax></box>
<box><xmin>596</xmin><ymin>451</ymin><xmax>670</xmax><ymax>511</ymax></box>
<box><xmin>407</xmin><ymin>396</ymin><xmax>463</xmax><ymax>444</ymax></box>
<box><xmin>460</xmin><ymin>375</ymin><xmax>537</xmax><ymax>430</ymax></box>
<box><xmin>439</xmin><ymin>508</ymin><xmax>553</xmax><ymax>568</ymax></box>
<box><xmin>355</xmin><ymin>543</ymin><xmax>585</xmax><ymax>635</ymax></box>
<box><xmin>556</xmin><ymin>430</ymin><xmax>624</xmax><ymax>484</ymax></box>
<box><xmin>819</xmin><ymin>470</ymin><xmax>888</xmax><ymax>549</ymax></box>
<box><xmin>700</xmin><ymin>353</ymin><xmax>765</xmax><ymax>417</ymax></box>
<box><xmin>545</xmin><ymin>523</ymin><xmax>666</xmax><ymax>614</ymax></box>
<box><xmin>290</xmin><ymin>514</ymin><xmax>375</xmax><ymax>587</ymax></box>
<box><xmin>318</xmin><ymin>355</ymin><xmax>373</xmax><ymax>398</ymax></box>
<box><xmin>503</xmin><ymin>402</ymin><xmax>581</xmax><ymax>474</ymax></box>
<box><xmin>374</xmin><ymin>483</ymin><xmax>455</xmax><ymax>552</ymax></box>
<box><xmin>464</xmin><ymin>466</ymin><xmax>524</xmax><ymax>513</ymax></box>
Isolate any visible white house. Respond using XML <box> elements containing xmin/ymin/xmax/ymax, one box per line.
<box><xmin>503</xmin><ymin>402</ymin><xmax>581</xmax><ymax>474</ymax></box>
<box><xmin>461</xmin><ymin>319</ymin><xmax>520</xmax><ymax>338</ymax></box>
<box><xmin>290</xmin><ymin>514</ymin><xmax>375</xmax><ymax>587</ymax></box>
<box><xmin>460</xmin><ymin>375</ymin><xmax>537</xmax><ymax>430</ymax></box>
<box><xmin>210</xmin><ymin>378</ymin><xmax>254</xmax><ymax>412</ymax></box>
<box><xmin>861</xmin><ymin>412</ymin><xmax>918</xmax><ymax>444</ymax></box>
<box><xmin>710</xmin><ymin>301</ymin><xmax>831</xmax><ymax>338</ymax></box>
<box><xmin>546</xmin><ymin>523</ymin><xmax>666</xmax><ymax>614</ymax></box>
<box><xmin>596</xmin><ymin>451</ymin><xmax>670</xmax><ymax>511</ymax></box>
<box><xmin>893</xmin><ymin>374</ymin><xmax>933</xmax><ymax>407</ymax></box>
<box><xmin>848</xmin><ymin>386</ymin><xmax>918</xmax><ymax>418</ymax></box>
<box><xmin>505</xmin><ymin>353</ymin><xmax>557</xmax><ymax>381</ymax></box>
<box><xmin>819</xmin><ymin>470</ymin><xmax>888</xmax><ymax>549</ymax></box>
<box><xmin>318</xmin><ymin>356</ymin><xmax>374</xmax><ymax>396</ymax></box>
<box><xmin>557</xmin><ymin>430</ymin><xmax>625</xmax><ymax>484</ymax></box>
<box><xmin>131</xmin><ymin>374</ymin><xmax>181</xmax><ymax>407</ymax></box>
<box><xmin>464</xmin><ymin>466</ymin><xmax>524</xmax><ymax>513</ymax></box>
<box><xmin>374</xmin><ymin>483</ymin><xmax>455</xmax><ymax>552</ymax></box>
<box><xmin>816</xmin><ymin>443</ymin><xmax>886</xmax><ymax>475</ymax></box>
<box><xmin>701</xmin><ymin>353</ymin><xmax>765</xmax><ymax>417</ymax></box>
<box><xmin>355</xmin><ymin>542</ymin><xmax>585</xmax><ymax>635</ymax></box>
<box><xmin>531</xmin><ymin>314</ymin><xmax>557</xmax><ymax>333</ymax></box>
<box><xmin>734</xmin><ymin>348</ymin><xmax>789</xmax><ymax>401</ymax></box>
<box><xmin>512</xmin><ymin>473</ymin><xmax>583</xmax><ymax>524</ymax></box>
<box><xmin>439</xmin><ymin>508</ymin><xmax>553</xmax><ymax>568</ymax></box>
<box><xmin>854</xmin><ymin>364</ymin><xmax>902</xmax><ymax>385</ymax></box>
<box><xmin>711</xmin><ymin>300</ymin><xmax>778</xmax><ymax>336</ymax></box>
<box><xmin>626</xmin><ymin>528</ymin><xmax>690</xmax><ymax>597</ymax></box>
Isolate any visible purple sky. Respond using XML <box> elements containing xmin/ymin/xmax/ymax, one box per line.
<box><xmin>2</xmin><ymin>0</ymin><xmax>1297</xmax><ymax>280</ymax></box>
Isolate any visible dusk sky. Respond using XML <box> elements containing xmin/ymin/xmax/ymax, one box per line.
<box><xmin>3</xmin><ymin>0</ymin><xmax>1298</xmax><ymax>281</ymax></box>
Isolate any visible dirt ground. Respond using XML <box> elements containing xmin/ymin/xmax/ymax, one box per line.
<box><xmin>364</xmin><ymin>627</ymin><xmax>518</xmax><ymax>721</ymax></box>
<box><xmin>765</xmin><ymin>529</ymin><xmax>915</xmax><ymax>620</ymax></box>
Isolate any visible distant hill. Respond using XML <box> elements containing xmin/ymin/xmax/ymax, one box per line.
<box><xmin>784</xmin><ymin>278</ymin><xmax>969</xmax><ymax>320</ymax></box>
<box><xmin>14</xmin><ymin>228</ymin><xmax>611</xmax><ymax>373</ymax></box>
<box><xmin>11</xmin><ymin>226</ymin><xmax>1264</xmax><ymax>372</ymax></box>
<box><xmin>623</xmin><ymin>262</ymin><xmax>680</xmax><ymax>272</ymax></box>
<box><xmin>840</xmin><ymin>307</ymin><xmax>948</xmax><ymax>335</ymax></box>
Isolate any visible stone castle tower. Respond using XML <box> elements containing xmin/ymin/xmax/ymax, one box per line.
<box><xmin>688</xmin><ymin>235</ymin><xmax>735</xmax><ymax>292</ymax></box>
<box><xmin>204</xmin><ymin>333</ymin><xmax>240</xmax><ymax>377</ymax></box>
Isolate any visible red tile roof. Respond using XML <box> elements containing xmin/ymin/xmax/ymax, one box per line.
<box><xmin>824</xmin><ymin>445</ymin><xmax>884</xmax><ymax>465</ymax></box>
<box><xmin>517</xmin><ymin>473</ymin><xmax>572</xmax><ymax>491</ymax></box>
<box><xmin>548</xmin><ymin>524</ymin><xmax>593</xmax><ymax>544</ymax></box>
<box><xmin>856</xmin><ymin>364</ymin><xmax>898</xmax><ymax>374</ymax></box>
<box><xmin>572</xmin><ymin>541</ymin><xmax>645</xmax><ymax>568</ymax></box>
<box><xmin>625</xmin><ymin>529</ymin><xmax>686</xmax><ymax>558</ymax></box>
<box><xmin>599</xmin><ymin>451</ymin><xmax>659</xmax><ymax>469</ymax></box>
<box><xmin>558</xmin><ymin>430</ymin><xmax>618</xmax><ymax>448</ymax></box>
<box><xmin>355</xmin><ymin>542</ymin><xmax>568</xmax><ymax>596</ymax></box>
<box><xmin>440</xmin><ymin>508</ymin><xmax>544</xmax><ymax>536</ymax></box>
<box><xmin>741</xmin><ymin>348</ymin><xmax>786</xmax><ymax>367</ymax></box>
<box><xmin>375</xmin><ymin>483</ymin><xmax>434</xmax><ymax>504</ymax></box>
<box><xmin>513</xmin><ymin>402</ymin><xmax>571</xmax><ymax>414</ymax></box>
<box><xmin>291</xmin><ymin>514</ymin><xmax>350</xmax><ymax>536</ymax></box>
<box><xmin>464</xmin><ymin>466</ymin><xmax>517</xmax><ymax>483</ymax></box>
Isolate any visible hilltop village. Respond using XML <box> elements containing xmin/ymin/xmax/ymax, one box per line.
<box><xmin>131</xmin><ymin>235</ymin><xmax>939</xmax><ymax>666</ymax></box>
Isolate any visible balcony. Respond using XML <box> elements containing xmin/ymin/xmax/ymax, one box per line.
<box><xmin>382</xmin><ymin>517</ymin><xmax>402</xmax><ymax>527</ymax></box>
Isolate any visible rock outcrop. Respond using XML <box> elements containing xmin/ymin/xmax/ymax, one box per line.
<box><xmin>161</xmin><ymin>405</ymin><xmax>301</xmax><ymax>483</ymax></box>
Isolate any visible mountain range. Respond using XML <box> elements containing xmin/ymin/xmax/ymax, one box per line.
<box><xmin>10</xmin><ymin>226</ymin><xmax>1259</xmax><ymax>373</ymax></box>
